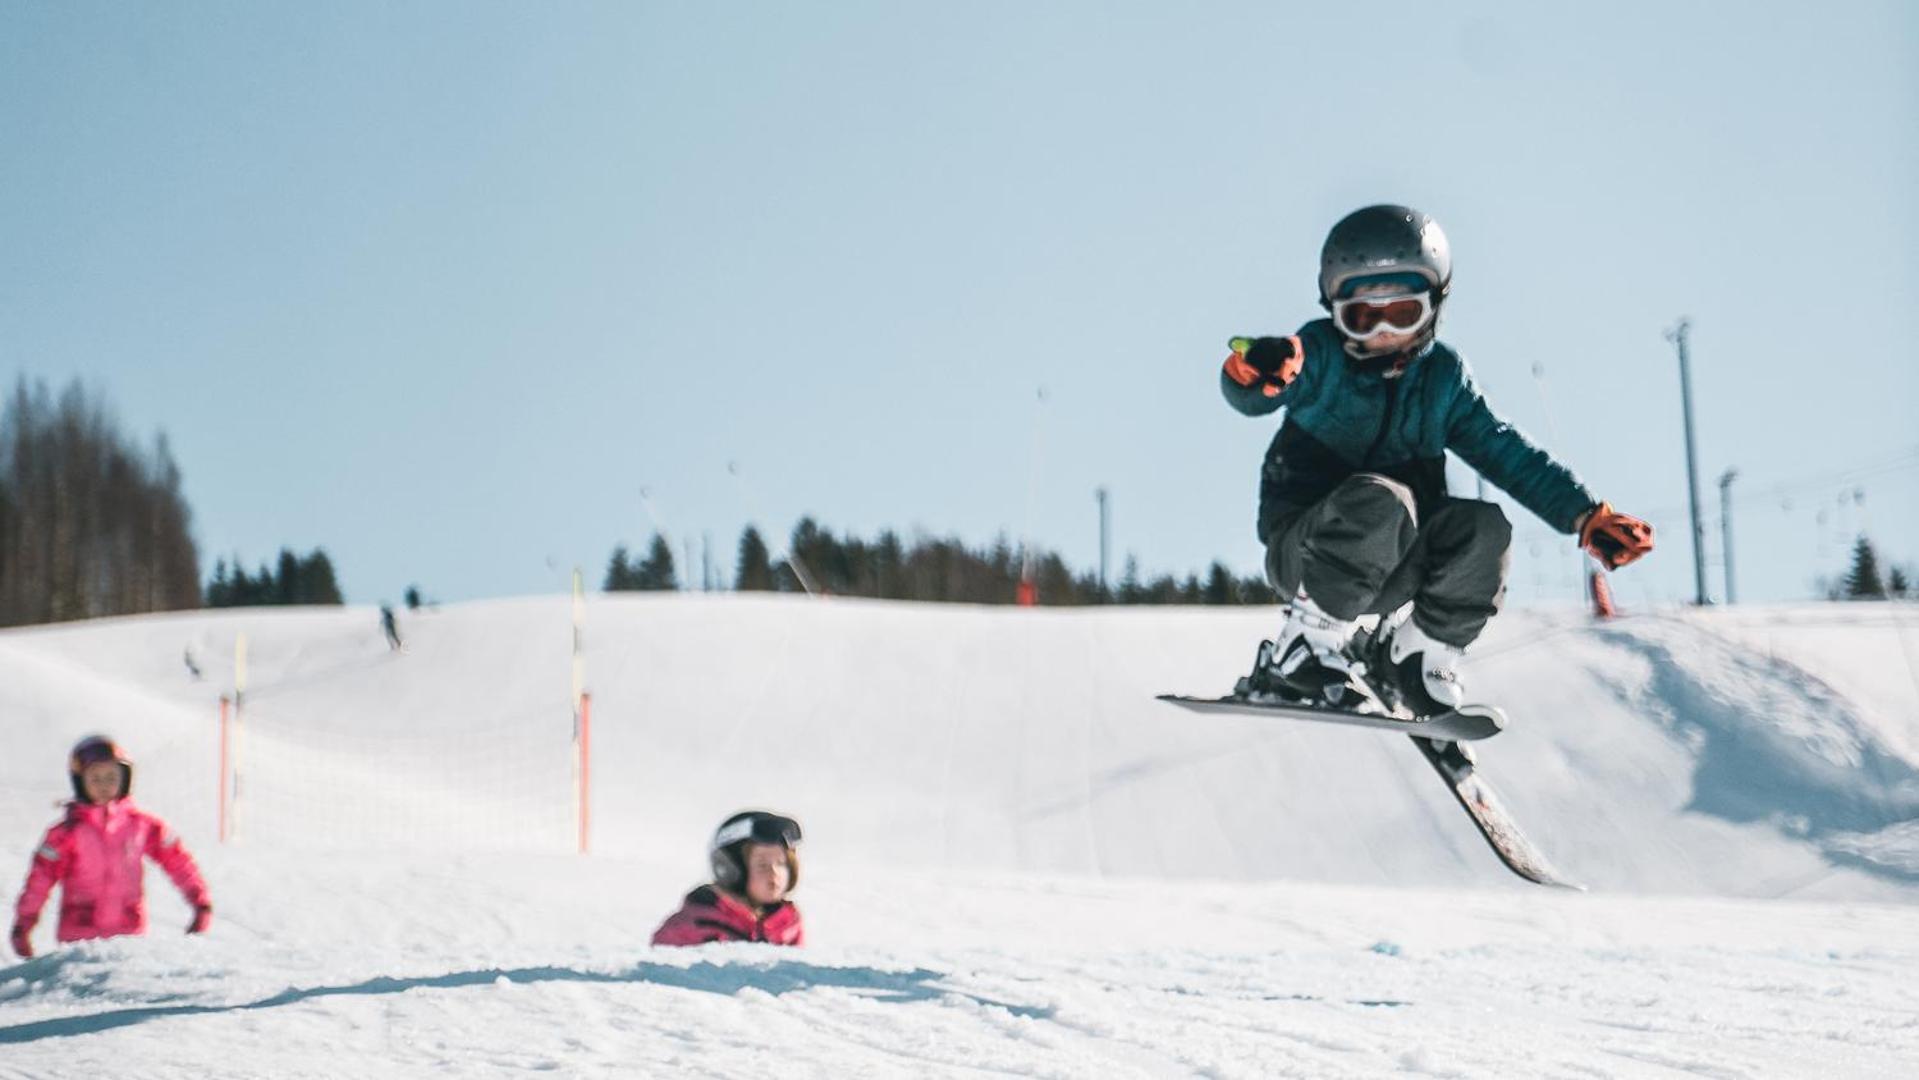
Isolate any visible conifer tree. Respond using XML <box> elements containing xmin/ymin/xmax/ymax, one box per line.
<box><xmin>1117</xmin><ymin>556</ymin><xmax>1143</xmax><ymax>604</ymax></box>
<box><xmin>300</xmin><ymin>550</ymin><xmax>344</xmax><ymax>604</ymax></box>
<box><xmin>1844</xmin><ymin>535</ymin><xmax>1887</xmax><ymax>599</ymax></box>
<box><xmin>872</xmin><ymin>530</ymin><xmax>904</xmax><ymax>599</ymax></box>
<box><xmin>1203</xmin><ymin>562</ymin><xmax>1237</xmax><ymax>605</ymax></box>
<box><xmin>736</xmin><ymin>526</ymin><xmax>776</xmax><ymax>591</ymax></box>
<box><xmin>208</xmin><ymin>559</ymin><xmax>231</xmax><ymax>608</ymax></box>
<box><xmin>603</xmin><ymin>545</ymin><xmax>634</xmax><ymax>591</ymax></box>
<box><xmin>635</xmin><ymin>533</ymin><xmax>678</xmax><ymax>591</ymax></box>
<box><xmin>276</xmin><ymin>549</ymin><xmax>302</xmax><ymax>605</ymax></box>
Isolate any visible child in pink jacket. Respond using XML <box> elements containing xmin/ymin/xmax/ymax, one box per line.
<box><xmin>652</xmin><ymin>810</ymin><xmax>804</xmax><ymax>947</ymax></box>
<box><xmin>10</xmin><ymin>736</ymin><xmax>212</xmax><ymax>959</ymax></box>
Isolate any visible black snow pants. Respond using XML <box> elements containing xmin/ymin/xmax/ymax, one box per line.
<box><xmin>1264</xmin><ymin>473</ymin><xmax>1511</xmax><ymax>648</ymax></box>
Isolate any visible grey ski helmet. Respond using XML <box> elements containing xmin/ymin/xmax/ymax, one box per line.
<box><xmin>1317</xmin><ymin>204</ymin><xmax>1452</xmax><ymax>307</ymax></box>
<box><xmin>709</xmin><ymin>810</ymin><xmax>802</xmax><ymax>893</ymax></box>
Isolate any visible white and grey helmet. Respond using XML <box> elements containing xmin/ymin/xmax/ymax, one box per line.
<box><xmin>1317</xmin><ymin>204</ymin><xmax>1452</xmax><ymax>307</ymax></box>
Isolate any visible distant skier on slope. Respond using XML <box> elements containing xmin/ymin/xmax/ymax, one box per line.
<box><xmin>10</xmin><ymin>737</ymin><xmax>212</xmax><ymax>959</ymax></box>
<box><xmin>381</xmin><ymin>604</ymin><xmax>403</xmax><ymax>652</ymax></box>
<box><xmin>1221</xmin><ymin>204</ymin><xmax>1653</xmax><ymax>716</ymax></box>
<box><xmin>651</xmin><ymin>811</ymin><xmax>804</xmax><ymax>947</ymax></box>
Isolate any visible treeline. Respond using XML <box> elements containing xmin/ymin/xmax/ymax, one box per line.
<box><xmin>206</xmin><ymin>549</ymin><xmax>345</xmax><ymax>607</ymax></box>
<box><xmin>604</xmin><ymin>537</ymin><xmax>680</xmax><ymax>591</ymax></box>
<box><xmin>0</xmin><ymin>378</ymin><xmax>202</xmax><ymax>626</ymax></box>
<box><xmin>606</xmin><ymin>517</ymin><xmax>1279</xmax><ymax>605</ymax></box>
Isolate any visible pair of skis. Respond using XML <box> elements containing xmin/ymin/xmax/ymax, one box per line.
<box><xmin>1159</xmin><ymin>650</ymin><xmax>1581</xmax><ymax>890</ymax></box>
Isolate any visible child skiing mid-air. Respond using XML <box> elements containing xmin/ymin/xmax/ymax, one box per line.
<box><xmin>651</xmin><ymin>810</ymin><xmax>804</xmax><ymax>947</ymax></box>
<box><xmin>1222</xmin><ymin>204</ymin><xmax>1652</xmax><ymax>716</ymax></box>
<box><xmin>11</xmin><ymin>736</ymin><xmax>213</xmax><ymax>958</ymax></box>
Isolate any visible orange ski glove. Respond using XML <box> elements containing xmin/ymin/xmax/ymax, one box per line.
<box><xmin>1579</xmin><ymin>502</ymin><xmax>1653</xmax><ymax>570</ymax></box>
<box><xmin>1223</xmin><ymin>335</ymin><xmax>1303</xmax><ymax>398</ymax></box>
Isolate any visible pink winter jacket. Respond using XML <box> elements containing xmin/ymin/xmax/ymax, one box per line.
<box><xmin>651</xmin><ymin>886</ymin><xmax>804</xmax><ymax>947</ymax></box>
<box><xmin>13</xmin><ymin>798</ymin><xmax>210</xmax><ymax>943</ymax></box>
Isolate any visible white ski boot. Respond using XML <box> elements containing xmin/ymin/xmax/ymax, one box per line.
<box><xmin>1267</xmin><ymin>590</ymin><xmax>1372</xmax><ymax>709</ymax></box>
<box><xmin>1379</xmin><ymin>615</ymin><xmax>1466</xmax><ymax>717</ymax></box>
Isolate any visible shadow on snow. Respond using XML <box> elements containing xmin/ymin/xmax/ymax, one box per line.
<box><xmin>1594</xmin><ymin>618</ymin><xmax>1919</xmax><ymax>884</ymax></box>
<box><xmin>0</xmin><ymin>957</ymin><xmax>1053</xmax><ymax>1045</ymax></box>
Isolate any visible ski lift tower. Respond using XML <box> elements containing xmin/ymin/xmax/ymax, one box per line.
<box><xmin>1667</xmin><ymin>318</ymin><xmax>1711</xmax><ymax>606</ymax></box>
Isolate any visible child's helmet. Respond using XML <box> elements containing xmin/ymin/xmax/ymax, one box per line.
<box><xmin>709</xmin><ymin>810</ymin><xmax>803</xmax><ymax>894</ymax></box>
<box><xmin>1318</xmin><ymin>204</ymin><xmax>1452</xmax><ymax>306</ymax></box>
<box><xmin>69</xmin><ymin>735</ymin><xmax>133</xmax><ymax>801</ymax></box>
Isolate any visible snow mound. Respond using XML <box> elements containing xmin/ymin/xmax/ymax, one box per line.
<box><xmin>3</xmin><ymin>598</ymin><xmax>1918</xmax><ymax>1075</ymax></box>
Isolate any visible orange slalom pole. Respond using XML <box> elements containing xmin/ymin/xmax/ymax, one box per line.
<box><xmin>1589</xmin><ymin>568</ymin><xmax>1617</xmax><ymax>619</ymax></box>
<box><xmin>578</xmin><ymin>692</ymin><xmax>592</xmax><ymax>855</ymax></box>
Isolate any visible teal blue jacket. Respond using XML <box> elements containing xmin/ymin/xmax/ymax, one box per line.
<box><xmin>1223</xmin><ymin>319</ymin><xmax>1596</xmax><ymax>543</ymax></box>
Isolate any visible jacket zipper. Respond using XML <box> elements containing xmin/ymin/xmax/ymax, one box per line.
<box><xmin>1361</xmin><ymin>376</ymin><xmax>1401</xmax><ymax>468</ymax></box>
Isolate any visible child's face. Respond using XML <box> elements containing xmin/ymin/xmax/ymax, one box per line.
<box><xmin>80</xmin><ymin>761</ymin><xmax>124</xmax><ymax>804</ymax></box>
<box><xmin>741</xmin><ymin>842</ymin><xmax>791</xmax><ymax>907</ymax></box>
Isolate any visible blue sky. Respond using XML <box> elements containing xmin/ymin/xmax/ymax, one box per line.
<box><xmin>4</xmin><ymin>1</ymin><xmax>1914</xmax><ymax>610</ymax></box>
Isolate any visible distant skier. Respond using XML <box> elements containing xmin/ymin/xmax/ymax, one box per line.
<box><xmin>651</xmin><ymin>810</ymin><xmax>804</xmax><ymax>947</ymax></box>
<box><xmin>1221</xmin><ymin>204</ymin><xmax>1653</xmax><ymax>715</ymax></box>
<box><xmin>10</xmin><ymin>736</ymin><xmax>212</xmax><ymax>959</ymax></box>
<box><xmin>380</xmin><ymin>604</ymin><xmax>403</xmax><ymax>652</ymax></box>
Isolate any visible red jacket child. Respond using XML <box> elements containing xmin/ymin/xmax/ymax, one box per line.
<box><xmin>652</xmin><ymin>810</ymin><xmax>804</xmax><ymax>947</ymax></box>
<box><xmin>10</xmin><ymin>737</ymin><xmax>212</xmax><ymax>959</ymax></box>
<box><xmin>651</xmin><ymin>885</ymin><xmax>804</xmax><ymax>946</ymax></box>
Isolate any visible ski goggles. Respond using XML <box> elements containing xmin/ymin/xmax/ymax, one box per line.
<box><xmin>1331</xmin><ymin>291</ymin><xmax>1434</xmax><ymax>340</ymax></box>
<box><xmin>714</xmin><ymin>812</ymin><xmax>803</xmax><ymax>850</ymax></box>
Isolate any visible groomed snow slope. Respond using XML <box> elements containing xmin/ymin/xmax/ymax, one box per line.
<box><xmin>2</xmin><ymin>597</ymin><xmax>1916</xmax><ymax>1078</ymax></box>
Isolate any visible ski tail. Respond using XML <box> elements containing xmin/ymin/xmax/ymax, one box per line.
<box><xmin>1412</xmin><ymin>737</ymin><xmax>1584</xmax><ymax>890</ymax></box>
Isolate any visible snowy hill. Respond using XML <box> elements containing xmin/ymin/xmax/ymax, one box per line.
<box><xmin>3</xmin><ymin>598</ymin><xmax>1917</xmax><ymax>1077</ymax></box>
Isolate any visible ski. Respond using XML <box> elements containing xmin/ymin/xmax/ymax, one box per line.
<box><xmin>1410</xmin><ymin>736</ymin><xmax>1583</xmax><ymax>890</ymax></box>
<box><xmin>1156</xmin><ymin>694</ymin><xmax>1505</xmax><ymax>742</ymax></box>
<box><xmin>1159</xmin><ymin>633</ymin><xmax>1579</xmax><ymax>888</ymax></box>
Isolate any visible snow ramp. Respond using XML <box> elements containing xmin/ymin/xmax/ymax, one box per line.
<box><xmin>2</xmin><ymin>597</ymin><xmax>1915</xmax><ymax>901</ymax></box>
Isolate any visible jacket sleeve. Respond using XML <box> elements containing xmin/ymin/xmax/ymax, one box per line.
<box><xmin>1445</xmin><ymin>363</ymin><xmax>1597</xmax><ymax>533</ymax></box>
<box><xmin>143</xmin><ymin>816</ymin><xmax>210</xmax><ymax>908</ymax></box>
<box><xmin>14</xmin><ymin>823</ymin><xmax>71</xmax><ymax>929</ymax></box>
<box><xmin>1221</xmin><ymin>359</ymin><xmax>1287</xmax><ymax>416</ymax></box>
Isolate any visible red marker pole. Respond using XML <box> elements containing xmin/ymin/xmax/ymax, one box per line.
<box><xmin>577</xmin><ymin>692</ymin><xmax>592</xmax><ymax>855</ymax></box>
<box><xmin>1588</xmin><ymin>569</ymin><xmax>1617</xmax><ymax>619</ymax></box>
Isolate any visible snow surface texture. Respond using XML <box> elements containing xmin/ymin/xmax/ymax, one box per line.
<box><xmin>2</xmin><ymin>598</ymin><xmax>1916</xmax><ymax>1078</ymax></box>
